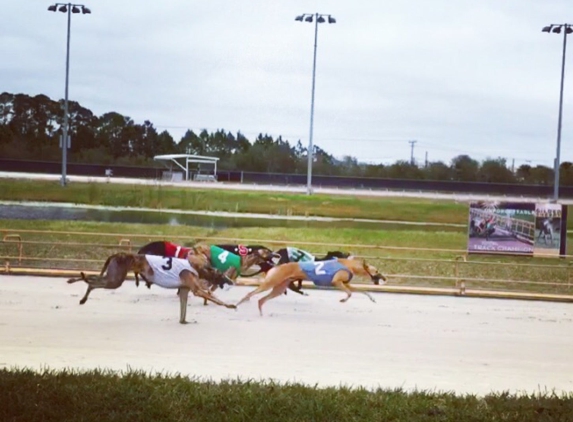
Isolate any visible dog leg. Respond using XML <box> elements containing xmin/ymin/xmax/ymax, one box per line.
<box><xmin>138</xmin><ymin>273</ymin><xmax>153</xmax><ymax>289</ymax></box>
<box><xmin>178</xmin><ymin>286</ymin><xmax>190</xmax><ymax>324</ymax></box>
<box><xmin>79</xmin><ymin>285</ymin><xmax>94</xmax><ymax>305</ymax></box>
<box><xmin>237</xmin><ymin>267</ymin><xmax>296</xmax><ymax>308</ymax></box>
<box><xmin>333</xmin><ymin>280</ymin><xmax>352</xmax><ymax>303</ymax></box>
<box><xmin>194</xmin><ymin>289</ymin><xmax>236</xmax><ymax>309</ymax></box>
<box><xmin>76</xmin><ymin>273</ymin><xmax>98</xmax><ymax>305</ymax></box>
<box><xmin>358</xmin><ymin>288</ymin><xmax>376</xmax><ymax>303</ymax></box>
<box><xmin>77</xmin><ymin>272</ymin><xmax>110</xmax><ymax>304</ymax></box>
<box><xmin>236</xmin><ymin>284</ymin><xmax>272</xmax><ymax>307</ymax></box>
<box><xmin>66</xmin><ymin>276</ymin><xmax>84</xmax><ymax>284</ymax></box>
<box><xmin>203</xmin><ymin>283</ymin><xmax>219</xmax><ymax>306</ymax></box>
<box><xmin>287</xmin><ymin>280</ymin><xmax>307</xmax><ymax>296</ymax></box>
<box><xmin>180</xmin><ymin>272</ymin><xmax>235</xmax><ymax>310</ymax></box>
<box><xmin>258</xmin><ymin>282</ymin><xmax>289</xmax><ymax>316</ymax></box>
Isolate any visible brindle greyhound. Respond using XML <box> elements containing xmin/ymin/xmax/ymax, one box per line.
<box><xmin>235</xmin><ymin>258</ymin><xmax>387</xmax><ymax>316</ymax></box>
<box><xmin>66</xmin><ymin>251</ymin><xmax>236</xmax><ymax>324</ymax></box>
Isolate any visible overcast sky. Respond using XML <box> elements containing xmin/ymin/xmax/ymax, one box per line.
<box><xmin>2</xmin><ymin>1</ymin><xmax>572</xmax><ymax>167</ymax></box>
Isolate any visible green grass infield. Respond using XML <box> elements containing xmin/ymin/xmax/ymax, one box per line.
<box><xmin>1</xmin><ymin>367</ymin><xmax>571</xmax><ymax>422</ymax></box>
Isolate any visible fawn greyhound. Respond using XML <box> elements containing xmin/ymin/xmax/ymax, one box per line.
<box><xmin>235</xmin><ymin>257</ymin><xmax>387</xmax><ymax>316</ymax></box>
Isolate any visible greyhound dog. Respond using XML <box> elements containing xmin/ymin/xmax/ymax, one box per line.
<box><xmin>136</xmin><ymin>241</ymin><xmax>277</xmax><ymax>287</ymax></box>
<box><xmin>66</xmin><ymin>251</ymin><xmax>236</xmax><ymax>324</ymax></box>
<box><xmin>190</xmin><ymin>243</ymin><xmax>279</xmax><ymax>304</ymax></box>
<box><xmin>235</xmin><ymin>257</ymin><xmax>386</xmax><ymax>316</ymax></box>
<box><xmin>215</xmin><ymin>244</ymin><xmax>278</xmax><ymax>276</ymax></box>
<box><xmin>137</xmin><ymin>240</ymin><xmax>192</xmax><ymax>260</ymax></box>
<box><xmin>217</xmin><ymin>245</ymin><xmax>350</xmax><ymax>296</ymax></box>
<box><xmin>273</xmin><ymin>247</ymin><xmax>351</xmax><ymax>296</ymax></box>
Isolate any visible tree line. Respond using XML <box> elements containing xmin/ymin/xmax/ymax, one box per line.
<box><xmin>0</xmin><ymin>92</ymin><xmax>570</xmax><ymax>185</ymax></box>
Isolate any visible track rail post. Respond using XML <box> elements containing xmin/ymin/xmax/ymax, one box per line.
<box><xmin>3</xmin><ymin>234</ymin><xmax>23</xmax><ymax>265</ymax></box>
<box><xmin>454</xmin><ymin>255</ymin><xmax>467</xmax><ymax>295</ymax></box>
<box><xmin>118</xmin><ymin>238</ymin><xmax>132</xmax><ymax>252</ymax></box>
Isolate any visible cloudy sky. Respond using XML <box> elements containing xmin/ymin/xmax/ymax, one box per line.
<box><xmin>2</xmin><ymin>1</ymin><xmax>572</xmax><ymax>167</ymax></box>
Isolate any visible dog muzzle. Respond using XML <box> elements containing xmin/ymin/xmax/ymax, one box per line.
<box><xmin>371</xmin><ymin>274</ymin><xmax>383</xmax><ymax>285</ymax></box>
<box><xmin>219</xmin><ymin>276</ymin><xmax>235</xmax><ymax>290</ymax></box>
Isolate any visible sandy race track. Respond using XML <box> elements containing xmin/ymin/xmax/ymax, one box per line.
<box><xmin>1</xmin><ymin>275</ymin><xmax>572</xmax><ymax>397</ymax></box>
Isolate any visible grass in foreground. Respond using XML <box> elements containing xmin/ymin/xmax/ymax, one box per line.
<box><xmin>1</xmin><ymin>219</ymin><xmax>573</xmax><ymax>296</ymax></box>
<box><xmin>0</xmin><ymin>178</ymin><xmax>467</xmax><ymax>223</ymax></box>
<box><xmin>0</xmin><ymin>368</ymin><xmax>571</xmax><ymax>422</ymax></box>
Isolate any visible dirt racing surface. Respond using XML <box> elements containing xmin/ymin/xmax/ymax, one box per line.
<box><xmin>1</xmin><ymin>276</ymin><xmax>572</xmax><ymax>396</ymax></box>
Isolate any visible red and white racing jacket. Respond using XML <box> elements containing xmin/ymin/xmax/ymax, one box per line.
<box><xmin>164</xmin><ymin>242</ymin><xmax>192</xmax><ymax>259</ymax></box>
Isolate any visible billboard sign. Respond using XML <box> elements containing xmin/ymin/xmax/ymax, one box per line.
<box><xmin>468</xmin><ymin>201</ymin><xmax>535</xmax><ymax>255</ymax></box>
<box><xmin>467</xmin><ymin>201</ymin><xmax>567</xmax><ymax>257</ymax></box>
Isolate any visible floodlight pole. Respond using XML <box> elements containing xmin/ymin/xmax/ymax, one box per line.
<box><xmin>307</xmin><ymin>14</ymin><xmax>319</xmax><ymax>196</ymax></box>
<box><xmin>48</xmin><ymin>3</ymin><xmax>91</xmax><ymax>187</ymax></box>
<box><xmin>542</xmin><ymin>23</ymin><xmax>571</xmax><ymax>202</ymax></box>
<box><xmin>554</xmin><ymin>27</ymin><xmax>568</xmax><ymax>202</ymax></box>
<box><xmin>295</xmin><ymin>12</ymin><xmax>336</xmax><ymax>195</ymax></box>
<box><xmin>62</xmin><ymin>4</ymin><xmax>71</xmax><ymax>187</ymax></box>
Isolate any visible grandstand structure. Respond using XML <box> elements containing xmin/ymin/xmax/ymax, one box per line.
<box><xmin>153</xmin><ymin>154</ymin><xmax>219</xmax><ymax>182</ymax></box>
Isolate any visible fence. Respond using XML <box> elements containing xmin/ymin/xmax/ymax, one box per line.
<box><xmin>1</xmin><ymin>228</ymin><xmax>572</xmax><ymax>302</ymax></box>
<box><xmin>3</xmin><ymin>158</ymin><xmax>573</xmax><ymax>197</ymax></box>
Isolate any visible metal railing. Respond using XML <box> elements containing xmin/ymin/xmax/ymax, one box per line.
<box><xmin>1</xmin><ymin>228</ymin><xmax>572</xmax><ymax>300</ymax></box>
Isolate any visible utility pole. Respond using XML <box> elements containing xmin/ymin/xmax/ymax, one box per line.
<box><xmin>425</xmin><ymin>151</ymin><xmax>428</xmax><ymax>168</ymax></box>
<box><xmin>408</xmin><ymin>140</ymin><xmax>417</xmax><ymax>165</ymax></box>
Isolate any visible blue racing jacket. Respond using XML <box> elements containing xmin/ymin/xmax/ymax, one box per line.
<box><xmin>298</xmin><ymin>260</ymin><xmax>353</xmax><ymax>287</ymax></box>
